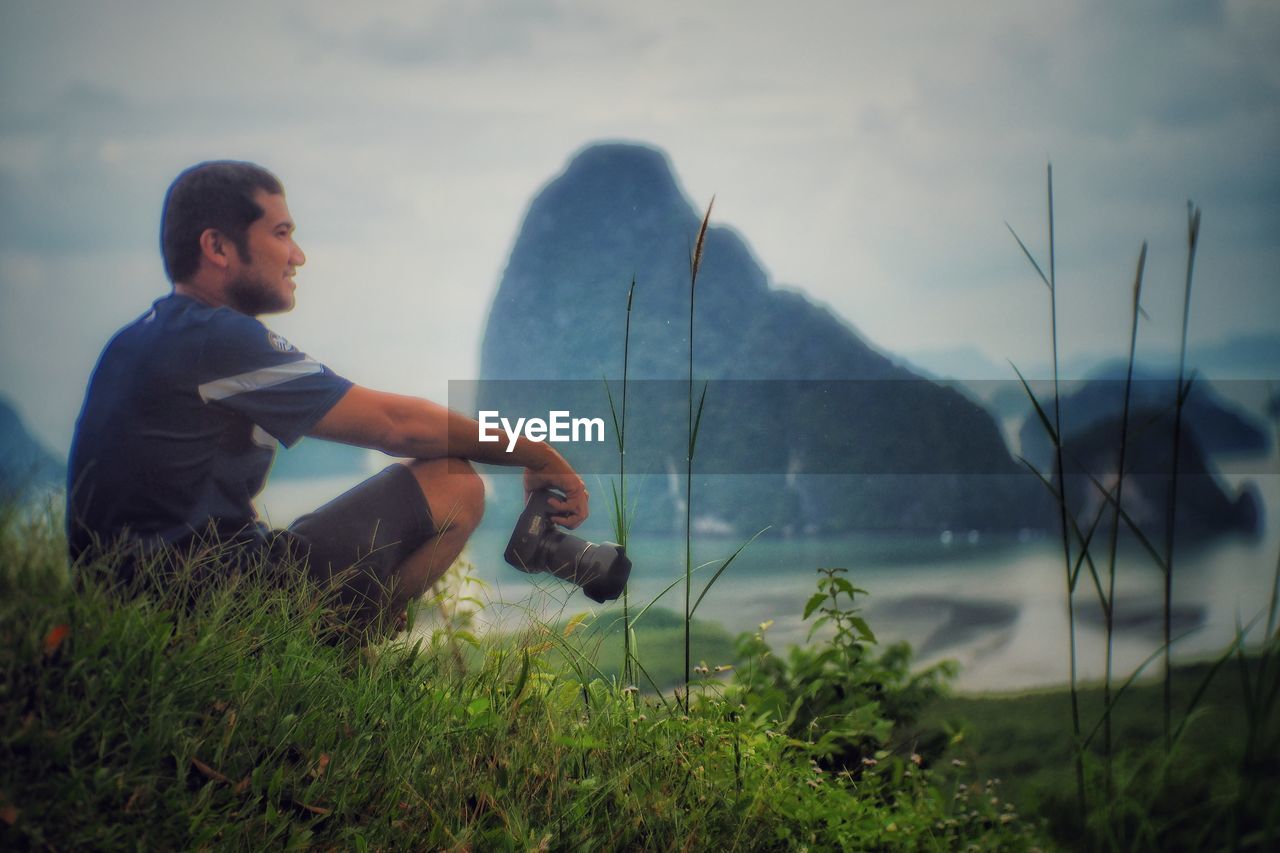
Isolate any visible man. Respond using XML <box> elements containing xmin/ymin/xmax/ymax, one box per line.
<box><xmin>67</xmin><ymin>160</ymin><xmax>588</xmax><ymax>629</ymax></box>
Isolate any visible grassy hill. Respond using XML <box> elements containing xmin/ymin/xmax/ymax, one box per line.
<box><xmin>0</xmin><ymin>509</ymin><xmax>1039</xmax><ymax>850</ymax></box>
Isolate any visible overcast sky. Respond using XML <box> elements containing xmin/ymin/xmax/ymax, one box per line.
<box><xmin>2</xmin><ymin>0</ymin><xmax>1278</xmax><ymax>453</ymax></box>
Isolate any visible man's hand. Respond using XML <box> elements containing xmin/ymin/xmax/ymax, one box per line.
<box><xmin>524</xmin><ymin>456</ymin><xmax>589</xmax><ymax>529</ymax></box>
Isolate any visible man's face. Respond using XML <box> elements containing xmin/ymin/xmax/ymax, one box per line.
<box><xmin>225</xmin><ymin>190</ymin><xmax>305</xmax><ymax>316</ymax></box>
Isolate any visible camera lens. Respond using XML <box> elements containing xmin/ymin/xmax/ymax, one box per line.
<box><xmin>504</xmin><ymin>489</ymin><xmax>632</xmax><ymax>602</ymax></box>
<box><xmin>540</xmin><ymin>534</ymin><xmax>630</xmax><ymax>603</ymax></box>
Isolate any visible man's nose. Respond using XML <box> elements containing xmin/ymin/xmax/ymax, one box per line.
<box><xmin>291</xmin><ymin>241</ymin><xmax>306</xmax><ymax>267</ymax></box>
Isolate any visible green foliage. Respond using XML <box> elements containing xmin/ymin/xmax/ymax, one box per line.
<box><xmin>731</xmin><ymin>568</ymin><xmax>956</xmax><ymax>769</ymax></box>
<box><xmin>0</xmin><ymin>512</ymin><xmax>1040</xmax><ymax>850</ymax></box>
<box><xmin>922</xmin><ymin>654</ymin><xmax>1280</xmax><ymax>851</ymax></box>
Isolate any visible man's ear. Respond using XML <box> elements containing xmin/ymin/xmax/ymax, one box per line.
<box><xmin>198</xmin><ymin>228</ymin><xmax>235</xmax><ymax>270</ymax></box>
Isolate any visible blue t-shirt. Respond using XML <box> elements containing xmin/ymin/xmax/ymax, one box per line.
<box><xmin>67</xmin><ymin>293</ymin><xmax>352</xmax><ymax>558</ymax></box>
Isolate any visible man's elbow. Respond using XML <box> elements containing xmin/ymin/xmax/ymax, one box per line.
<box><xmin>382</xmin><ymin>397</ymin><xmax>446</xmax><ymax>459</ymax></box>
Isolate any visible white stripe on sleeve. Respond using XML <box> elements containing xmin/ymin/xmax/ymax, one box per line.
<box><xmin>197</xmin><ymin>358</ymin><xmax>324</xmax><ymax>403</ymax></box>
<box><xmin>250</xmin><ymin>425</ymin><xmax>279</xmax><ymax>449</ymax></box>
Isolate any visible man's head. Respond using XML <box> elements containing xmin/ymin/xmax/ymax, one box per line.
<box><xmin>161</xmin><ymin>161</ymin><xmax>305</xmax><ymax>315</ymax></box>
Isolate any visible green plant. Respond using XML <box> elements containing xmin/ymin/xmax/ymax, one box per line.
<box><xmin>732</xmin><ymin>568</ymin><xmax>955</xmax><ymax>769</ymax></box>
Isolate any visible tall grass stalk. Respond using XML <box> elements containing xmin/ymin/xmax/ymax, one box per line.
<box><xmin>1101</xmin><ymin>241</ymin><xmax>1148</xmax><ymax>803</ymax></box>
<box><xmin>605</xmin><ymin>277</ymin><xmax>638</xmax><ymax>688</ymax></box>
<box><xmin>1007</xmin><ymin>163</ymin><xmax>1087</xmax><ymax>821</ymax></box>
<box><xmin>683</xmin><ymin>199</ymin><xmax>713</xmax><ymax>709</ymax></box>
<box><xmin>1045</xmin><ymin>167</ymin><xmax>1090</xmax><ymax>823</ymax></box>
<box><xmin>1270</xmin><ymin>504</ymin><xmax>1280</xmax><ymax>642</ymax></box>
<box><xmin>1162</xmin><ymin>201</ymin><xmax>1201</xmax><ymax>751</ymax></box>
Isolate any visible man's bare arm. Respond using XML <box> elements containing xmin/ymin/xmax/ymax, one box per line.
<box><xmin>308</xmin><ymin>385</ymin><xmax>588</xmax><ymax>527</ymax></box>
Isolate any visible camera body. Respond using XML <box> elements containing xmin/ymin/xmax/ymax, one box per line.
<box><xmin>504</xmin><ymin>489</ymin><xmax>631</xmax><ymax>603</ymax></box>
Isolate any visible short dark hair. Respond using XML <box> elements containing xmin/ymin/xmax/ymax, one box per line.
<box><xmin>160</xmin><ymin>161</ymin><xmax>283</xmax><ymax>283</ymax></box>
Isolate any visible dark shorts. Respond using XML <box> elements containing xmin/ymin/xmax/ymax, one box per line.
<box><xmin>287</xmin><ymin>463</ymin><xmax>438</xmax><ymax>609</ymax></box>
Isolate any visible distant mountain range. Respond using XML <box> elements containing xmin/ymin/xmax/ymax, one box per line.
<box><xmin>903</xmin><ymin>333</ymin><xmax>1280</xmax><ymax>382</ymax></box>
<box><xmin>0</xmin><ymin>397</ymin><xmax>65</xmax><ymax>501</ymax></box>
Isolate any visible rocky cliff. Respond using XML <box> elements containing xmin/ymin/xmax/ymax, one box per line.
<box><xmin>478</xmin><ymin>142</ymin><xmax>1050</xmax><ymax>534</ymax></box>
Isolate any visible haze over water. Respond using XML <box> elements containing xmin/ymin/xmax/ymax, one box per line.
<box><xmin>258</xmin><ymin>452</ymin><xmax>1280</xmax><ymax>693</ymax></box>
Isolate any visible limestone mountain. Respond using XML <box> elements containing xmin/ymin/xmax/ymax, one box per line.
<box><xmin>482</xmin><ymin>143</ymin><xmax>904</xmax><ymax>383</ymax></box>
<box><xmin>1018</xmin><ymin>367</ymin><xmax>1268</xmax><ymax>539</ymax></box>
<box><xmin>479</xmin><ymin>142</ymin><xmax>1048</xmax><ymax>534</ymax></box>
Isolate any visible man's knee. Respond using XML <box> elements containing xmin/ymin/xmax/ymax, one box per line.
<box><xmin>447</xmin><ymin>460</ymin><xmax>486</xmax><ymax>532</ymax></box>
<box><xmin>405</xmin><ymin>458</ymin><xmax>485</xmax><ymax>534</ymax></box>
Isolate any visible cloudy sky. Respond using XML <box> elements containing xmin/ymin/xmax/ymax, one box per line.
<box><xmin>2</xmin><ymin>0</ymin><xmax>1277</xmax><ymax>453</ymax></box>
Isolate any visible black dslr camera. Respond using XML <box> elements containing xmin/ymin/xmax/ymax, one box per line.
<box><xmin>504</xmin><ymin>489</ymin><xmax>631</xmax><ymax>603</ymax></box>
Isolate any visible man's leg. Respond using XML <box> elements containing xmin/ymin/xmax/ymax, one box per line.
<box><xmin>386</xmin><ymin>457</ymin><xmax>485</xmax><ymax>612</ymax></box>
<box><xmin>287</xmin><ymin>459</ymin><xmax>485</xmax><ymax>633</ymax></box>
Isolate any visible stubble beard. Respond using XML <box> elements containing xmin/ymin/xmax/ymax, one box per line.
<box><xmin>226</xmin><ymin>271</ymin><xmax>292</xmax><ymax>316</ymax></box>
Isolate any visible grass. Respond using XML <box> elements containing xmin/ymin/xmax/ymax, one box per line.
<box><xmin>604</xmin><ymin>275</ymin><xmax>637</xmax><ymax>688</ymax></box>
<box><xmin>684</xmin><ymin>198</ymin><xmax>714</xmax><ymax>707</ymax></box>
<box><xmin>546</xmin><ymin>607</ymin><xmax>738</xmax><ymax>694</ymax></box>
<box><xmin>1008</xmin><ymin>170</ymin><xmax>1280</xmax><ymax>849</ymax></box>
<box><xmin>0</xmin><ymin>507</ymin><xmax>1043</xmax><ymax>850</ymax></box>
<box><xmin>1008</xmin><ymin>164</ymin><xmax>1089</xmax><ymax>816</ymax></box>
<box><xmin>1162</xmin><ymin>202</ymin><xmax>1202</xmax><ymax>750</ymax></box>
<box><xmin>920</xmin><ymin>659</ymin><xmax>1280</xmax><ymax>850</ymax></box>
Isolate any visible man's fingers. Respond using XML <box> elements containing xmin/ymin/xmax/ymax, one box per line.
<box><xmin>524</xmin><ymin>463</ymin><xmax>589</xmax><ymax>527</ymax></box>
<box><xmin>547</xmin><ymin>491</ymin><xmax>588</xmax><ymax>509</ymax></box>
<box><xmin>547</xmin><ymin>493</ymin><xmax>588</xmax><ymax>528</ymax></box>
